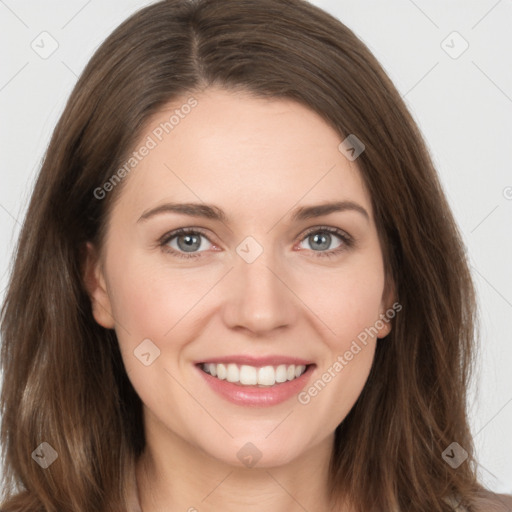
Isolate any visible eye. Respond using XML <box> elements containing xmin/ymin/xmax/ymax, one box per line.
<box><xmin>297</xmin><ymin>226</ymin><xmax>353</xmax><ymax>258</ymax></box>
<box><xmin>160</xmin><ymin>228</ymin><xmax>213</xmax><ymax>259</ymax></box>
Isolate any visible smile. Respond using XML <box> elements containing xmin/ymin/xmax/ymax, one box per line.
<box><xmin>200</xmin><ymin>362</ymin><xmax>308</xmax><ymax>387</ymax></box>
<box><xmin>196</xmin><ymin>362</ymin><xmax>315</xmax><ymax>406</ymax></box>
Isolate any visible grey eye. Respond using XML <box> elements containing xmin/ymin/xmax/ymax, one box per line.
<box><xmin>300</xmin><ymin>231</ymin><xmax>344</xmax><ymax>252</ymax></box>
<box><xmin>167</xmin><ymin>232</ymin><xmax>212</xmax><ymax>253</ymax></box>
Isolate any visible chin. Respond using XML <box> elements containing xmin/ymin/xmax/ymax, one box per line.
<box><xmin>202</xmin><ymin>436</ymin><xmax>306</xmax><ymax>470</ymax></box>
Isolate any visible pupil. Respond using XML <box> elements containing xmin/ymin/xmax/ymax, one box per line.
<box><xmin>179</xmin><ymin>234</ymin><xmax>200</xmax><ymax>252</ymax></box>
<box><xmin>312</xmin><ymin>233</ymin><xmax>329</xmax><ymax>250</ymax></box>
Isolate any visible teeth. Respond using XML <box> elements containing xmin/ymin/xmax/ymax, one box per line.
<box><xmin>275</xmin><ymin>364</ymin><xmax>288</xmax><ymax>383</ymax></box>
<box><xmin>201</xmin><ymin>363</ymin><xmax>308</xmax><ymax>386</ymax></box>
<box><xmin>240</xmin><ymin>365</ymin><xmax>257</xmax><ymax>385</ymax></box>
<box><xmin>226</xmin><ymin>363</ymin><xmax>239</xmax><ymax>383</ymax></box>
<box><xmin>216</xmin><ymin>363</ymin><xmax>227</xmax><ymax>380</ymax></box>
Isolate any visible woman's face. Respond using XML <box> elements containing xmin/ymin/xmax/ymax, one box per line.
<box><xmin>86</xmin><ymin>87</ymin><xmax>393</xmax><ymax>468</ymax></box>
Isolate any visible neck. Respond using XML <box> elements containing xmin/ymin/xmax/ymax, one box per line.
<box><xmin>135</xmin><ymin>419</ymin><xmax>344</xmax><ymax>512</ymax></box>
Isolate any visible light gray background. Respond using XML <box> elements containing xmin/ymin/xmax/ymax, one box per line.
<box><xmin>0</xmin><ymin>0</ymin><xmax>511</xmax><ymax>492</ymax></box>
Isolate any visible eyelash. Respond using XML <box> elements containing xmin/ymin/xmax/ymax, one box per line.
<box><xmin>159</xmin><ymin>226</ymin><xmax>354</xmax><ymax>260</ymax></box>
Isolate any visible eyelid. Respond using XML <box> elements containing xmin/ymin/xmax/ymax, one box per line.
<box><xmin>298</xmin><ymin>225</ymin><xmax>352</xmax><ymax>243</ymax></box>
<box><xmin>158</xmin><ymin>226</ymin><xmax>213</xmax><ymax>246</ymax></box>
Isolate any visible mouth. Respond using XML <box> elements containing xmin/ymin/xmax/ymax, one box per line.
<box><xmin>197</xmin><ymin>362</ymin><xmax>313</xmax><ymax>387</ymax></box>
<box><xmin>194</xmin><ymin>360</ymin><xmax>316</xmax><ymax>407</ymax></box>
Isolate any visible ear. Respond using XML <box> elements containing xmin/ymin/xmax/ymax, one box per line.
<box><xmin>376</xmin><ymin>277</ymin><xmax>397</xmax><ymax>339</ymax></box>
<box><xmin>82</xmin><ymin>241</ymin><xmax>116</xmax><ymax>329</ymax></box>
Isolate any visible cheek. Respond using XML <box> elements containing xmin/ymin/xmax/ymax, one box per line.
<box><xmin>105</xmin><ymin>246</ymin><xmax>199</xmax><ymax>338</ymax></box>
<box><xmin>294</xmin><ymin>253</ymin><xmax>384</xmax><ymax>421</ymax></box>
<box><xmin>104</xmin><ymin>253</ymin><xmax>193</xmax><ymax>409</ymax></box>
<box><xmin>298</xmin><ymin>255</ymin><xmax>386</xmax><ymax>346</ymax></box>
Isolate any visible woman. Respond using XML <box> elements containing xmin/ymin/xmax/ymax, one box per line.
<box><xmin>1</xmin><ymin>0</ymin><xmax>510</xmax><ymax>511</ymax></box>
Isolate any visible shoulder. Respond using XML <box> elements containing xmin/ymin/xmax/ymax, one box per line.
<box><xmin>471</xmin><ymin>492</ymin><xmax>512</xmax><ymax>511</ymax></box>
<box><xmin>445</xmin><ymin>491</ymin><xmax>512</xmax><ymax>512</ymax></box>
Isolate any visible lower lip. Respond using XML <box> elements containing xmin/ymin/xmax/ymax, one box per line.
<box><xmin>196</xmin><ymin>364</ymin><xmax>316</xmax><ymax>407</ymax></box>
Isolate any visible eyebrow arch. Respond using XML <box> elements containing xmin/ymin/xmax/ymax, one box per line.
<box><xmin>137</xmin><ymin>200</ymin><xmax>369</xmax><ymax>224</ymax></box>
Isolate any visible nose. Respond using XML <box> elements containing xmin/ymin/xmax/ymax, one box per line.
<box><xmin>221</xmin><ymin>246</ymin><xmax>298</xmax><ymax>335</ymax></box>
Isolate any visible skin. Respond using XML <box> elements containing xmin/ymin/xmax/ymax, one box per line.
<box><xmin>84</xmin><ymin>87</ymin><xmax>394</xmax><ymax>512</ymax></box>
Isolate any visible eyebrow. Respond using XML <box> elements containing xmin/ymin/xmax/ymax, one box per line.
<box><xmin>137</xmin><ymin>200</ymin><xmax>369</xmax><ymax>224</ymax></box>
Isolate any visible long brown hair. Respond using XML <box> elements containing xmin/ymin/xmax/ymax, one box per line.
<box><xmin>0</xmin><ymin>0</ymin><xmax>502</xmax><ymax>510</ymax></box>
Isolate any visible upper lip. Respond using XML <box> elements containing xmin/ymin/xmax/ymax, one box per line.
<box><xmin>196</xmin><ymin>355</ymin><xmax>315</xmax><ymax>367</ymax></box>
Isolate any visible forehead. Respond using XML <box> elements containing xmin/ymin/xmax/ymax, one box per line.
<box><xmin>111</xmin><ymin>87</ymin><xmax>373</xmax><ymax>224</ymax></box>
